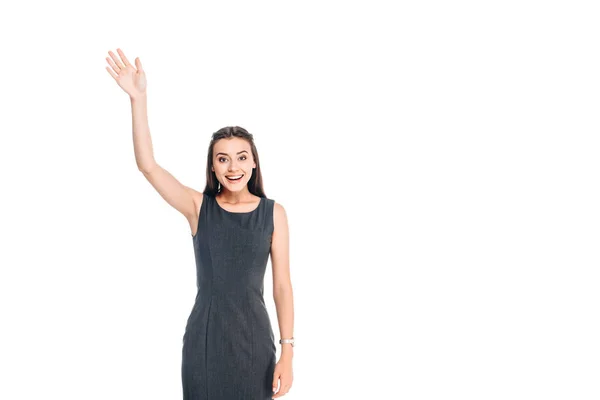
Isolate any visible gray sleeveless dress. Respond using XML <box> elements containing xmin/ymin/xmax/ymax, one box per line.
<box><xmin>182</xmin><ymin>193</ymin><xmax>277</xmax><ymax>400</ymax></box>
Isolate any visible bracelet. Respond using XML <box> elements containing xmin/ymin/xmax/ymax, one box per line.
<box><xmin>279</xmin><ymin>337</ymin><xmax>295</xmax><ymax>347</ymax></box>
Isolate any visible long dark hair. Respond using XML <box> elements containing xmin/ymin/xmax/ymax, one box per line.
<box><xmin>203</xmin><ymin>126</ymin><xmax>266</xmax><ymax>198</ymax></box>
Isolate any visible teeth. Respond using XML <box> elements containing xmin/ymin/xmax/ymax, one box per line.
<box><xmin>227</xmin><ymin>175</ymin><xmax>243</xmax><ymax>179</ymax></box>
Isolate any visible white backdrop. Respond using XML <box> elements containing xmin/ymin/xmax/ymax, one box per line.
<box><xmin>1</xmin><ymin>1</ymin><xmax>599</xmax><ymax>399</ymax></box>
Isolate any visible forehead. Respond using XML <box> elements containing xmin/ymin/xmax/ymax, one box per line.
<box><xmin>213</xmin><ymin>137</ymin><xmax>251</xmax><ymax>154</ymax></box>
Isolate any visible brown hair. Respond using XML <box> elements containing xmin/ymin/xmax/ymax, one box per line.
<box><xmin>203</xmin><ymin>126</ymin><xmax>266</xmax><ymax>197</ymax></box>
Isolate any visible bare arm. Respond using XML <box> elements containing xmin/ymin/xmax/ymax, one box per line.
<box><xmin>270</xmin><ymin>201</ymin><xmax>294</xmax><ymax>397</ymax></box>
<box><xmin>271</xmin><ymin>202</ymin><xmax>294</xmax><ymax>351</ymax></box>
<box><xmin>106</xmin><ymin>49</ymin><xmax>199</xmax><ymax>224</ymax></box>
<box><xmin>132</xmin><ymin>94</ymin><xmax>198</xmax><ymax>221</ymax></box>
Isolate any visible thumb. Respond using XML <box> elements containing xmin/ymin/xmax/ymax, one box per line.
<box><xmin>135</xmin><ymin>57</ymin><xmax>143</xmax><ymax>72</ymax></box>
<box><xmin>272</xmin><ymin>374</ymin><xmax>279</xmax><ymax>392</ymax></box>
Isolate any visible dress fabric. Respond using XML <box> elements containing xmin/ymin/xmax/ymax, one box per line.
<box><xmin>182</xmin><ymin>193</ymin><xmax>276</xmax><ymax>400</ymax></box>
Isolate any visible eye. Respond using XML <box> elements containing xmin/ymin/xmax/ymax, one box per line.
<box><xmin>218</xmin><ymin>157</ymin><xmax>227</xmax><ymax>163</ymax></box>
<box><xmin>240</xmin><ymin>155</ymin><xmax>247</xmax><ymax>161</ymax></box>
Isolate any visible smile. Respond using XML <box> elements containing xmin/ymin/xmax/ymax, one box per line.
<box><xmin>226</xmin><ymin>174</ymin><xmax>244</xmax><ymax>182</ymax></box>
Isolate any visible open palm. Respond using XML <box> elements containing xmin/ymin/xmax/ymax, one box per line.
<box><xmin>105</xmin><ymin>48</ymin><xmax>147</xmax><ymax>98</ymax></box>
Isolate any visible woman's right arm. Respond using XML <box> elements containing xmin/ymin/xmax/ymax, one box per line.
<box><xmin>106</xmin><ymin>48</ymin><xmax>199</xmax><ymax>228</ymax></box>
<box><xmin>131</xmin><ymin>94</ymin><xmax>199</xmax><ymax>222</ymax></box>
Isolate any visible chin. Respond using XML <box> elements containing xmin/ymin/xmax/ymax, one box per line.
<box><xmin>224</xmin><ymin>183</ymin><xmax>245</xmax><ymax>191</ymax></box>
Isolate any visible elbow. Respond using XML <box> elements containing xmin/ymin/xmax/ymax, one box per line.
<box><xmin>273</xmin><ymin>282</ymin><xmax>293</xmax><ymax>300</ymax></box>
<box><xmin>138</xmin><ymin>162</ymin><xmax>157</xmax><ymax>174</ymax></box>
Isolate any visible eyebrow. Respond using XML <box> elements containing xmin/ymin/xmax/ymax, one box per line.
<box><xmin>215</xmin><ymin>150</ymin><xmax>249</xmax><ymax>156</ymax></box>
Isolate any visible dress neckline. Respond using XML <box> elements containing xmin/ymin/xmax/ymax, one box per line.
<box><xmin>214</xmin><ymin>195</ymin><xmax>263</xmax><ymax>214</ymax></box>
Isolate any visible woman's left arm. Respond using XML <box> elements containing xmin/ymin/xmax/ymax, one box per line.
<box><xmin>270</xmin><ymin>201</ymin><xmax>294</xmax><ymax>398</ymax></box>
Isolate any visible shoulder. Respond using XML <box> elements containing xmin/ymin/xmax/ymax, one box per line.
<box><xmin>272</xmin><ymin>200</ymin><xmax>285</xmax><ymax>212</ymax></box>
<box><xmin>272</xmin><ymin>200</ymin><xmax>288</xmax><ymax>223</ymax></box>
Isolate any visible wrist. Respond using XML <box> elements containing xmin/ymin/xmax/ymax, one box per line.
<box><xmin>130</xmin><ymin>93</ymin><xmax>147</xmax><ymax>102</ymax></box>
<box><xmin>280</xmin><ymin>346</ymin><xmax>294</xmax><ymax>359</ymax></box>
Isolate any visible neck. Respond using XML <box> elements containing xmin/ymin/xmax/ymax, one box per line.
<box><xmin>218</xmin><ymin>188</ymin><xmax>253</xmax><ymax>202</ymax></box>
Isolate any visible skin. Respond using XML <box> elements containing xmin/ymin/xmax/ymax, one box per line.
<box><xmin>211</xmin><ymin>137</ymin><xmax>258</xmax><ymax>208</ymax></box>
<box><xmin>106</xmin><ymin>48</ymin><xmax>294</xmax><ymax>398</ymax></box>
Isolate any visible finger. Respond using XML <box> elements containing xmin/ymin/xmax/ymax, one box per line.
<box><xmin>116</xmin><ymin>48</ymin><xmax>132</xmax><ymax>67</ymax></box>
<box><xmin>108</xmin><ymin>50</ymin><xmax>125</xmax><ymax>70</ymax></box>
<box><xmin>272</xmin><ymin>377</ymin><xmax>279</xmax><ymax>394</ymax></box>
<box><xmin>135</xmin><ymin>57</ymin><xmax>143</xmax><ymax>72</ymax></box>
<box><xmin>279</xmin><ymin>381</ymin><xmax>292</xmax><ymax>395</ymax></box>
<box><xmin>280</xmin><ymin>377</ymin><xmax>291</xmax><ymax>388</ymax></box>
<box><xmin>106</xmin><ymin>57</ymin><xmax>121</xmax><ymax>75</ymax></box>
<box><xmin>106</xmin><ymin>66</ymin><xmax>118</xmax><ymax>81</ymax></box>
<box><xmin>272</xmin><ymin>382</ymin><xmax>290</xmax><ymax>398</ymax></box>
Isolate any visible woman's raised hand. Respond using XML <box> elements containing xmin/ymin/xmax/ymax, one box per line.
<box><xmin>105</xmin><ymin>48</ymin><xmax>147</xmax><ymax>99</ymax></box>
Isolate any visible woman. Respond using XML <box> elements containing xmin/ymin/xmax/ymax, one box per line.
<box><xmin>105</xmin><ymin>48</ymin><xmax>294</xmax><ymax>399</ymax></box>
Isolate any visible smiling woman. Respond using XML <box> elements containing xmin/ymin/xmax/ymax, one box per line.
<box><xmin>188</xmin><ymin>128</ymin><xmax>295</xmax><ymax>399</ymax></box>
<box><xmin>105</xmin><ymin>47</ymin><xmax>295</xmax><ymax>400</ymax></box>
<box><xmin>210</xmin><ymin>134</ymin><xmax>257</xmax><ymax>192</ymax></box>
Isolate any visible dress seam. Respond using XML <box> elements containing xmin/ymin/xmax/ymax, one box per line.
<box><xmin>249</xmin><ymin>288</ymin><xmax>255</xmax><ymax>397</ymax></box>
<box><xmin>205</xmin><ymin>296</ymin><xmax>213</xmax><ymax>399</ymax></box>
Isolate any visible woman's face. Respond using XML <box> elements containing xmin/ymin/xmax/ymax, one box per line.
<box><xmin>212</xmin><ymin>137</ymin><xmax>256</xmax><ymax>192</ymax></box>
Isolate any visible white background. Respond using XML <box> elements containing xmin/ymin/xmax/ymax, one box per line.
<box><xmin>1</xmin><ymin>1</ymin><xmax>599</xmax><ymax>399</ymax></box>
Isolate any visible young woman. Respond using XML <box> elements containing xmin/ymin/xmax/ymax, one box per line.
<box><xmin>105</xmin><ymin>48</ymin><xmax>294</xmax><ymax>400</ymax></box>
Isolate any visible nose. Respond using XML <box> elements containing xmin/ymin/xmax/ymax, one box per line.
<box><xmin>228</xmin><ymin>160</ymin><xmax>240</xmax><ymax>172</ymax></box>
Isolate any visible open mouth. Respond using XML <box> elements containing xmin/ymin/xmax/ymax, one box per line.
<box><xmin>226</xmin><ymin>174</ymin><xmax>244</xmax><ymax>183</ymax></box>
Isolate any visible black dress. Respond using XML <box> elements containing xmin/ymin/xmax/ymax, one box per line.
<box><xmin>182</xmin><ymin>193</ymin><xmax>277</xmax><ymax>399</ymax></box>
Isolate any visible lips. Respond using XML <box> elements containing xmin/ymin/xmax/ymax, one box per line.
<box><xmin>226</xmin><ymin>174</ymin><xmax>244</xmax><ymax>182</ymax></box>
